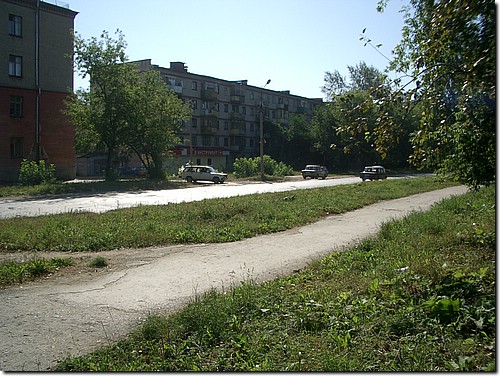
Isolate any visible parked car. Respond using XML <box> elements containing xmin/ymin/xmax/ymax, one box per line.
<box><xmin>180</xmin><ymin>165</ymin><xmax>227</xmax><ymax>184</ymax></box>
<box><xmin>301</xmin><ymin>165</ymin><xmax>328</xmax><ymax>179</ymax></box>
<box><xmin>360</xmin><ymin>165</ymin><xmax>387</xmax><ymax>181</ymax></box>
<box><xmin>116</xmin><ymin>166</ymin><xmax>147</xmax><ymax>177</ymax></box>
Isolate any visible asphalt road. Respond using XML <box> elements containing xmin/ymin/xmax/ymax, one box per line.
<box><xmin>0</xmin><ymin>175</ymin><xmax>369</xmax><ymax>219</ymax></box>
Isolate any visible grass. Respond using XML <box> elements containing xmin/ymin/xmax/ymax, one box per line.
<box><xmin>0</xmin><ymin>257</ymin><xmax>74</xmax><ymax>287</ymax></box>
<box><xmin>0</xmin><ymin>177</ymin><xmax>457</xmax><ymax>253</ymax></box>
<box><xmin>53</xmin><ymin>185</ymin><xmax>495</xmax><ymax>371</ymax></box>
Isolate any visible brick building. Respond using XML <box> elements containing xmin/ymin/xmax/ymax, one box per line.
<box><xmin>0</xmin><ymin>0</ymin><xmax>77</xmax><ymax>182</ymax></box>
<box><xmin>134</xmin><ymin>59</ymin><xmax>323</xmax><ymax>173</ymax></box>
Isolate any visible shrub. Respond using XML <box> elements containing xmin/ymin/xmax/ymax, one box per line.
<box><xmin>233</xmin><ymin>155</ymin><xmax>293</xmax><ymax>178</ymax></box>
<box><xmin>88</xmin><ymin>256</ymin><xmax>108</xmax><ymax>268</ymax></box>
<box><xmin>19</xmin><ymin>159</ymin><xmax>56</xmax><ymax>186</ymax></box>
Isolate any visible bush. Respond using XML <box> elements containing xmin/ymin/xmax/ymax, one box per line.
<box><xmin>19</xmin><ymin>159</ymin><xmax>56</xmax><ymax>186</ymax></box>
<box><xmin>233</xmin><ymin>155</ymin><xmax>293</xmax><ymax>178</ymax></box>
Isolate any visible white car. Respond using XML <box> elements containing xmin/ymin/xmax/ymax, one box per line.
<box><xmin>180</xmin><ymin>165</ymin><xmax>227</xmax><ymax>184</ymax></box>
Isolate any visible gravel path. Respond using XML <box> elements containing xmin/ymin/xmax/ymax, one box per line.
<box><xmin>0</xmin><ymin>185</ymin><xmax>467</xmax><ymax>371</ymax></box>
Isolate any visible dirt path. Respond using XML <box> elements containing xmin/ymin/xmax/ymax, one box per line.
<box><xmin>0</xmin><ymin>186</ymin><xmax>467</xmax><ymax>371</ymax></box>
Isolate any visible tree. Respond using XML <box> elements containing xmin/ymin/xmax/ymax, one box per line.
<box><xmin>125</xmin><ymin>70</ymin><xmax>191</xmax><ymax>179</ymax></box>
<box><xmin>66</xmin><ymin>30</ymin><xmax>135</xmax><ymax>180</ymax></box>
<box><xmin>66</xmin><ymin>30</ymin><xmax>192</xmax><ymax>180</ymax></box>
<box><xmin>378</xmin><ymin>0</ymin><xmax>495</xmax><ymax>189</ymax></box>
<box><xmin>317</xmin><ymin>62</ymin><xmax>411</xmax><ymax>170</ymax></box>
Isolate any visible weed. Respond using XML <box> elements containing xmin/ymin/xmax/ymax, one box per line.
<box><xmin>88</xmin><ymin>256</ymin><xmax>108</xmax><ymax>268</ymax></box>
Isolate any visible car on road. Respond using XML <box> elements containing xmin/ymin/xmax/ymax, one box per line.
<box><xmin>180</xmin><ymin>165</ymin><xmax>227</xmax><ymax>184</ymax></box>
<box><xmin>360</xmin><ymin>165</ymin><xmax>387</xmax><ymax>181</ymax></box>
<box><xmin>301</xmin><ymin>165</ymin><xmax>328</xmax><ymax>179</ymax></box>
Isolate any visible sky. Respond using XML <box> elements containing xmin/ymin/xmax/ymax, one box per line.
<box><xmin>66</xmin><ymin>0</ymin><xmax>409</xmax><ymax>99</ymax></box>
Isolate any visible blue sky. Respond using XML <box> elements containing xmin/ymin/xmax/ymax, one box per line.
<box><xmin>67</xmin><ymin>0</ymin><xmax>408</xmax><ymax>99</ymax></box>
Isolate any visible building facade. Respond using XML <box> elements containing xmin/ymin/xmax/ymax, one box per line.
<box><xmin>135</xmin><ymin>59</ymin><xmax>323</xmax><ymax>173</ymax></box>
<box><xmin>0</xmin><ymin>0</ymin><xmax>77</xmax><ymax>181</ymax></box>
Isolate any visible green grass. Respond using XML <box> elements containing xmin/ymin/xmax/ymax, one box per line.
<box><xmin>0</xmin><ymin>257</ymin><xmax>74</xmax><ymax>287</ymax></box>
<box><xmin>0</xmin><ymin>177</ymin><xmax>457</xmax><ymax>252</ymax></box>
<box><xmin>54</xmin><ymin>185</ymin><xmax>495</xmax><ymax>371</ymax></box>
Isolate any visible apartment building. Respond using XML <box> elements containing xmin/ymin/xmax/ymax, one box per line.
<box><xmin>0</xmin><ymin>0</ymin><xmax>77</xmax><ymax>181</ymax></box>
<box><xmin>135</xmin><ymin>59</ymin><xmax>323</xmax><ymax>173</ymax></box>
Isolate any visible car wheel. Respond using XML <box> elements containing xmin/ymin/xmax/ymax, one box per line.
<box><xmin>213</xmin><ymin>177</ymin><xmax>220</xmax><ymax>184</ymax></box>
<box><xmin>302</xmin><ymin>176</ymin><xmax>307</xmax><ymax>179</ymax></box>
<box><xmin>321</xmin><ymin>176</ymin><xmax>326</xmax><ymax>179</ymax></box>
<box><xmin>186</xmin><ymin>176</ymin><xmax>193</xmax><ymax>183</ymax></box>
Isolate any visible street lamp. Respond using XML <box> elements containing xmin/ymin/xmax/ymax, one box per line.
<box><xmin>260</xmin><ymin>79</ymin><xmax>271</xmax><ymax>181</ymax></box>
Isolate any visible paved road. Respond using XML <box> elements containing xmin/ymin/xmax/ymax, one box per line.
<box><xmin>0</xmin><ymin>176</ymin><xmax>369</xmax><ymax>219</ymax></box>
<box><xmin>0</xmin><ymin>185</ymin><xmax>467</xmax><ymax>371</ymax></box>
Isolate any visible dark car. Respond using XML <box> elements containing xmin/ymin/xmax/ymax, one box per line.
<box><xmin>301</xmin><ymin>165</ymin><xmax>328</xmax><ymax>179</ymax></box>
<box><xmin>360</xmin><ymin>165</ymin><xmax>387</xmax><ymax>181</ymax></box>
<box><xmin>117</xmin><ymin>166</ymin><xmax>147</xmax><ymax>177</ymax></box>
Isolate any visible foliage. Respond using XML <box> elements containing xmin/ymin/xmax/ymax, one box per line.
<box><xmin>374</xmin><ymin>0</ymin><xmax>495</xmax><ymax>189</ymax></box>
<box><xmin>18</xmin><ymin>159</ymin><xmax>56</xmax><ymax>186</ymax></box>
<box><xmin>124</xmin><ymin>70</ymin><xmax>191</xmax><ymax>179</ymax></box>
<box><xmin>317</xmin><ymin>62</ymin><xmax>414</xmax><ymax>169</ymax></box>
<box><xmin>0</xmin><ymin>257</ymin><xmax>73</xmax><ymax>287</ymax></box>
<box><xmin>0</xmin><ymin>177</ymin><xmax>456</xmax><ymax>253</ymax></box>
<box><xmin>232</xmin><ymin>155</ymin><xmax>293</xmax><ymax>178</ymax></box>
<box><xmin>88</xmin><ymin>256</ymin><xmax>108</xmax><ymax>268</ymax></box>
<box><xmin>55</xmin><ymin>185</ymin><xmax>495</xmax><ymax>371</ymax></box>
<box><xmin>65</xmin><ymin>30</ymin><xmax>191</xmax><ymax>180</ymax></box>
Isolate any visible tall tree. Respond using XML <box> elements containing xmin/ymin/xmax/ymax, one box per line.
<box><xmin>125</xmin><ymin>69</ymin><xmax>191</xmax><ymax>179</ymax></box>
<box><xmin>66</xmin><ymin>30</ymin><xmax>135</xmax><ymax>180</ymax></box>
<box><xmin>66</xmin><ymin>30</ymin><xmax>192</xmax><ymax>180</ymax></box>
<box><xmin>379</xmin><ymin>0</ymin><xmax>495</xmax><ymax>189</ymax></box>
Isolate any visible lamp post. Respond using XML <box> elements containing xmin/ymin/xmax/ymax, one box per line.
<box><xmin>260</xmin><ymin>79</ymin><xmax>271</xmax><ymax>181</ymax></box>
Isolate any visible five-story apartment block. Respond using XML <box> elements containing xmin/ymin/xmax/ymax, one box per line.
<box><xmin>135</xmin><ymin>59</ymin><xmax>322</xmax><ymax>172</ymax></box>
<box><xmin>0</xmin><ymin>0</ymin><xmax>77</xmax><ymax>181</ymax></box>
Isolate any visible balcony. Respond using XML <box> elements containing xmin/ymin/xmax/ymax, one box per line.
<box><xmin>230</xmin><ymin>94</ymin><xmax>245</xmax><ymax>104</ymax></box>
<box><xmin>201</xmin><ymin>108</ymin><xmax>219</xmax><ymax>117</ymax></box>
<box><xmin>230</xmin><ymin>126</ymin><xmax>245</xmax><ymax>136</ymax></box>
<box><xmin>230</xmin><ymin>112</ymin><xmax>244</xmax><ymax>120</ymax></box>
<box><xmin>201</xmin><ymin>89</ymin><xmax>218</xmax><ymax>101</ymax></box>
<box><xmin>201</xmin><ymin>125</ymin><xmax>218</xmax><ymax>135</ymax></box>
<box><xmin>168</xmin><ymin>84</ymin><xmax>183</xmax><ymax>94</ymax></box>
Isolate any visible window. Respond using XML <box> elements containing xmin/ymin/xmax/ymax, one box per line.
<box><xmin>9</xmin><ymin>55</ymin><xmax>22</xmax><ymax>77</ymax></box>
<box><xmin>8</xmin><ymin>15</ymin><xmax>22</xmax><ymax>36</ymax></box>
<box><xmin>207</xmin><ymin>158</ymin><xmax>212</xmax><ymax>165</ymax></box>
<box><xmin>10</xmin><ymin>96</ymin><xmax>23</xmax><ymax>117</ymax></box>
<box><xmin>242</xmin><ymin>106</ymin><xmax>246</xmax><ymax>115</ymax></box>
<box><xmin>223</xmin><ymin>138</ymin><xmax>229</xmax><ymax>147</ymax></box>
<box><xmin>192</xmin><ymin>135</ymin><xmax>198</xmax><ymax>146</ymax></box>
<box><xmin>192</xmin><ymin>81</ymin><xmax>198</xmax><ymax>90</ymax></box>
<box><xmin>10</xmin><ymin>137</ymin><xmax>23</xmax><ymax>158</ymax></box>
<box><xmin>214</xmin><ymin>137</ymin><xmax>219</xmax><ymax>146</ymax></box>
<box><xmin>202</xmin><ymin>136</ymin><xmax>211</xmax><ymax>146</ymax></box>
<box><xmin>224</xmin><ymin>104</ymin><xmax>229</xmax><ymax>113</ymax></box>
<box><xmin>224</xmin><ymin>121</ymin><xmax>229</xmax><ymax>130</ymax></box>
<box><xmin>192</xmin><ymin>118</ymin><xmax>198</xmax><ymax>128</ymax></box>
<box><xmin>190</xmin><ymin>100</ymin><xmax>198</xmax><ymax>109</ymax></box>
<box><xmin>250</xmin><ymin>92</ymin><xmax>254</xmax><ymax>100</ymax></box>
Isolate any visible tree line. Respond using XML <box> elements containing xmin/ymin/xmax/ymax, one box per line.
<box><xmin>66</xmin><ymin>0</ymin><xmax>495</xmax><ymax>189</ymax></box>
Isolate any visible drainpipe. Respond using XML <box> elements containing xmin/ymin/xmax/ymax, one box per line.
<box><xmin>35</xmin><ymin>0</ymin><xmax>40</xmax><ymax>163</ymax></box>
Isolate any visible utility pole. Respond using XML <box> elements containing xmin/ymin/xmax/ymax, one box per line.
<box><xmin>260</xmin><ymin>79</ymin><xmax>271</xmax><ymax>181</ymax></box>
